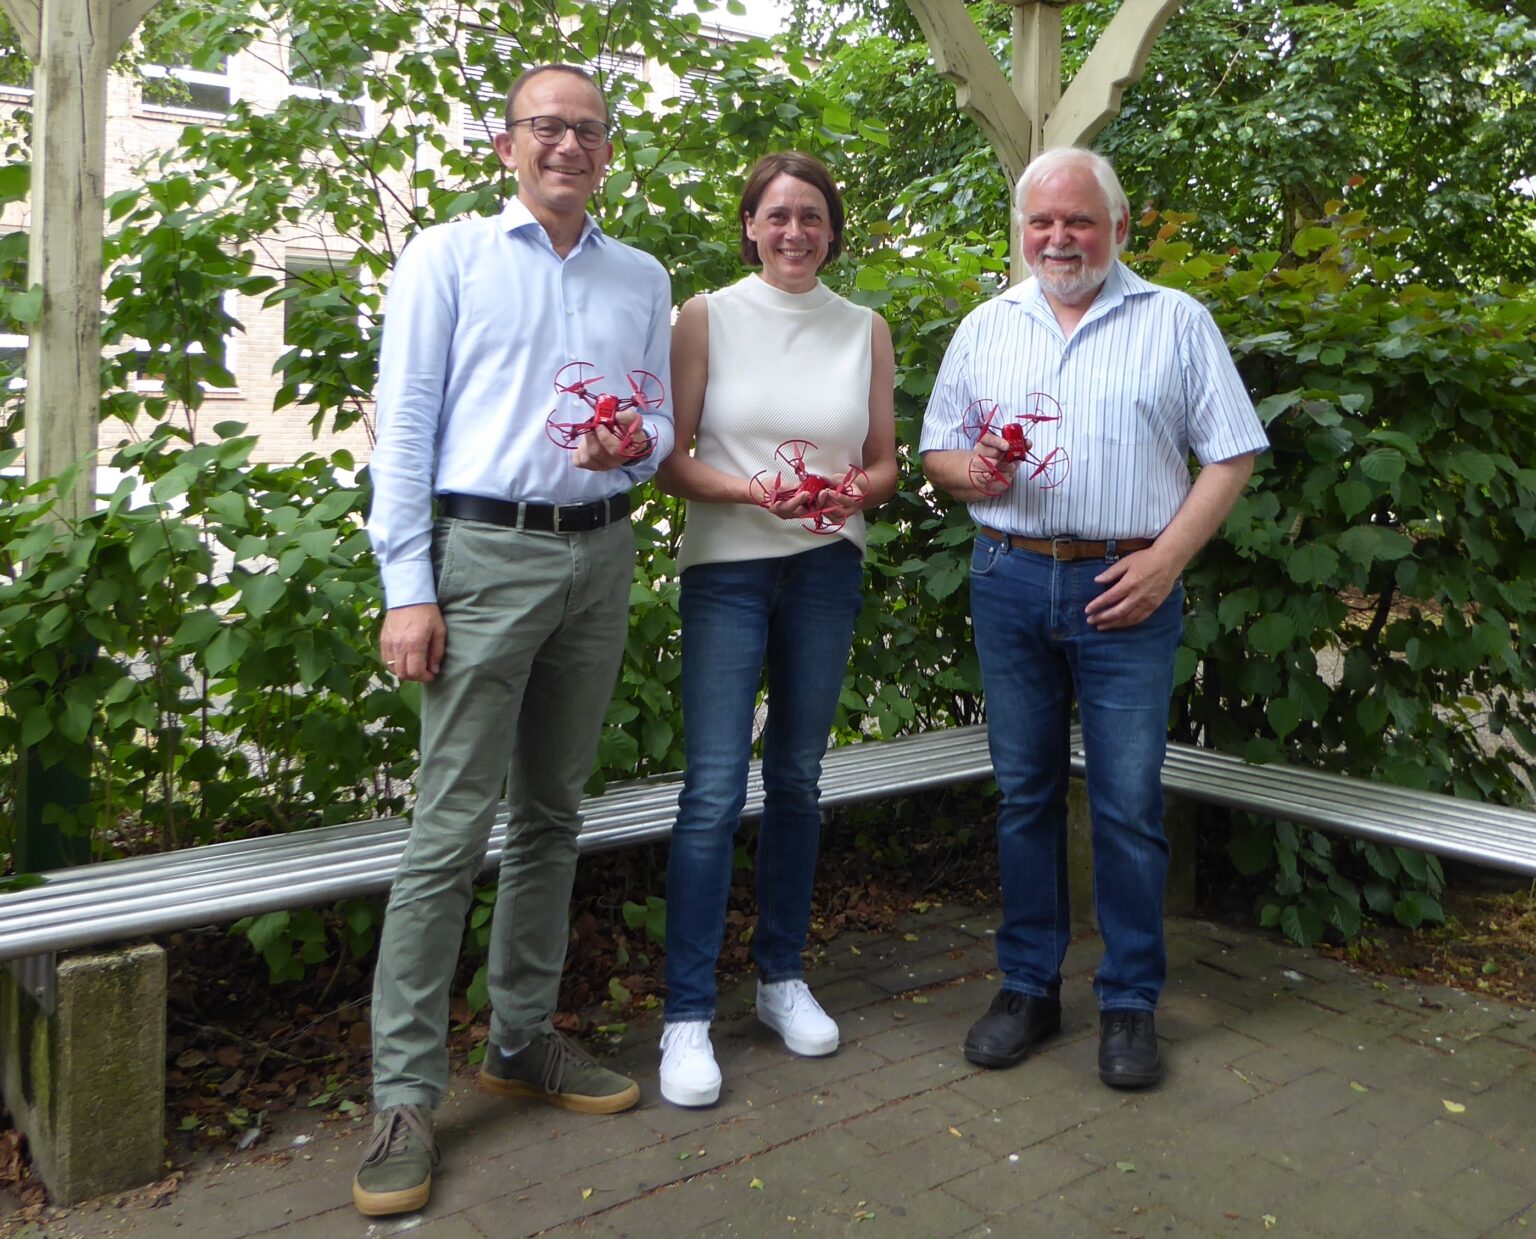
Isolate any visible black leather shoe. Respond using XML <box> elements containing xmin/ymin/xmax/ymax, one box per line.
<box><xmin>963</xmin><ymin>989</ymin><xmax>1061</xmax><ymax>1068</ymax></box>
<box><xmin>1098</xmin><ymin>1009</ymin><xmax>1163</xmax><ymax>1089</ymax></box>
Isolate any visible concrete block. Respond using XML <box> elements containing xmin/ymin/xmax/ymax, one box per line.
<box><xmin>1065</xmin><ymin>780</ymin><xmax>1199</xmax><ymax>930</ymax></box>
<box><xmin>0</xmin><ymin>943</ymin><xmax>166</xmax><ymax>1204</ymax></box>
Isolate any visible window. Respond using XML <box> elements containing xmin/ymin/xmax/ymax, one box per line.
<box><xmin>460</xmin><ymin>31</ymin><xmax>514</xmax><ymax>150</ymax></box>
<box><xmin>0</xmin><ymin>332</ymin><xmax>24</xmax><ymax>392</ymax></box>
<box><xmin>0</xmin><ymin>52</ymin><xmax>31</xmax><ymax>96</ymax></box>
<box><xmin>124</xmin><ymin>291</ymin><xmax>240</xmax><ymax>393</ymax></box>
<box><xmin>460</xmin><ymin>39</ymin><xmax>644</xmax><ymax>149</ymax></box>
<box><xmin>282</xmin><ymin>255</ymin><xmax>360</xmax><ymax>352</ymax></box>
<box><xmin>141</xmin><ymin>56</ymin><xmax>234</xmax><ymax>117</ymax></box>
<box><xmin>681</xmin><ymin>66</ymin><xmax>721</xmax><ymax>119</ymax></box>
<box><xmin>286</xmin><ymin>27</ymin><xmax>366</xmax><ymax>135</ymax></box>
<box><xmin>591</xmin><ymin>51</ymin><xmax>646</xmax><ymax>119</ymax></box>
<box><xmin>0</xmin><ymin>230</ymin><xmax>27</xmax><ymax>392</ymax></box>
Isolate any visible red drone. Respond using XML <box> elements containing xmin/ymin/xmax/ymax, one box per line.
<box><xmin>748</xmin><ymin>439</ymin><xmax>868</xmax><ymax>535</ymax></box>
<box><xmin>545</xmin><ymin>360</ymin><xmax>664</xmax><ymax>461</ymax></box>
<box><xmin>962</xmin><ymin>393</ymin><xmax>1070</xmax><ymax>495</ymax></box>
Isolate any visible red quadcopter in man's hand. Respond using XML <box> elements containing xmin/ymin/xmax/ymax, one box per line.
<box><xmin>963</xmin><ymin>394</ymin><xmax>1070</xmax><ymax>495</ymax></box>
<box><xmin>545</xmin><ymin>361</ymin><xmax>664</xmax><ymax>461</ymax></box>
<box><xmin>749</xmin><ymin>439</ymin><xmax>868</xmax><ymax>535</ymax></box>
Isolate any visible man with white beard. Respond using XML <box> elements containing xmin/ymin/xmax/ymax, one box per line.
<box><xmin>920</xmin><ymin>147</ymin><xmax>1268</xmax><ymax>1089</ymax></box>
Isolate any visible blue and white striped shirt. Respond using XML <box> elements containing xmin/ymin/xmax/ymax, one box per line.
<box><xmin>920</xmin><ymin>262</ymin><xmax>1267</xmax><ymax>539</ymax></box>
<box><xmin>368</xmin><ymin>198</ymin><xmax>674</xmax><ymax>609</ymax></box>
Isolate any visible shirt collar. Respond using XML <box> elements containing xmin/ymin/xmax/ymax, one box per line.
<box><xmin>498</xmin><ymin>197</ymin><xmax>606</xmax><ymax>252</ymax></box>
<box><xmin>1002</xmin><ymin>260</ymin><xmax>1155</xmax><ymax>325</ymax></box>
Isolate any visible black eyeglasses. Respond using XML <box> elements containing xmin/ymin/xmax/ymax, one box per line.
<box><xmin>509</xmin><ymin>116</ymin><xmax>611</xmax><ymax>150</ymax></box>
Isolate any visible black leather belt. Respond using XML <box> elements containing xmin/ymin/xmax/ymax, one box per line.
<box><xmin>439</xmin><ymin>492</ymin><xmax>630</xmax><ymax>533</ymax></box>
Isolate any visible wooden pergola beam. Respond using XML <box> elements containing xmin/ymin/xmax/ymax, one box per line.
<box><xmin>0</xmin><ymin>0</ymin><xmax>163</xmax><ymax>522</ymax></box>
<box><xmin>906</xmin><ymin>0</ymin><xmax>1183</xmax><ymax>281</ymax></box>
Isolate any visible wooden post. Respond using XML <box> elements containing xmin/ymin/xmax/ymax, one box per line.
<box><xmin>0</xmin><ymin>0</ymin><xmax>165</xmax><ymax>872</ymax></box>
<box><xmin>0</xmin><ymin>0</ymin><xmax>161</xmax><ymax>520</ymax></box>
<box><xmin>906</xmin><ymin>0</ymin><xmax>1183</xmax><ymax>283</ymax></box>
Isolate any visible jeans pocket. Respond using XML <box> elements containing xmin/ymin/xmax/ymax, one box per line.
<box><xmin>971</xmin><ymin>535</ymin><xmax>1003</xmax><ymax>578</ymax></box>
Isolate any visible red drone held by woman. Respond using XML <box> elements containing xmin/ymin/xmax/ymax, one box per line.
<box><xmin>748</xmin><ymin>439</ymin><xmax>868</xmax><ymax>535</ymax></box>
<box><xmin>962</xmin><ymin>393</ymin><xmax>1070</xmax><ymax>495</ymax></box>
<box><xmin>545</xmin><ymin>360</ymin><xmax>665</xmax><ymax>461</ymax></box>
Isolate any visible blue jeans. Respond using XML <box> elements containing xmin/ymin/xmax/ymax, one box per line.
<box><xmin>969</xmin><ymin>535</ymin><xmax>1184</xmax><ymax>1012</ymax></box>
<box><xmin>664</xmin><ymin>539</ymin><xmax>864</xmax><ymax>1021</ymax></box>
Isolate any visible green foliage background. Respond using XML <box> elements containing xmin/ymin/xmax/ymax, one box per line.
<box><xmin>1</xmin><ymin>0</ymin><xmax>1534</xmax><ymax>957</ymax></box>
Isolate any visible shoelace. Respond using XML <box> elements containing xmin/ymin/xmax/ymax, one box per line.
<box><xmin>663</xmin><ymin>1022</ymin><xmax>712</xmax><ymax>1055</ymax></box>
<box><xmin>774</xmin><ymin>981</ymin><xmax>818</xmax><ymax>1016</ymax></box>
<box><xmin>361</xmin><ymin>1105</ymin><xmax>435</xmax><ymax>1168</ymax></box>
<box><xmin>536</xmin><ymin>1031</ymin><xmax>598</xmax><ymax>1093</ymax></box>
<box><xmin>1102</xmin><ymin>1011</ymin><xmax>1148</xmax><ymax>1038</ymax></box>
<box><xmin>994</xmin><ymin>990</ymin><xmax>1027</xmax><ymax>1014</ymax></box>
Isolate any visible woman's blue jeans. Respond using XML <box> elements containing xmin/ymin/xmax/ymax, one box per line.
<box><xmin>969</xmin><ymin>534</ymin><xmax>1184</xmax><ymax>1013</ymax></box>
<box><xmin>663</xmin><ymin>539</ymin><xmax>864</xmax><ymax>1021</ymax></box>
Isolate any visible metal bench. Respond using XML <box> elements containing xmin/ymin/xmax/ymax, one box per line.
<box><xmin>0</xmin><ymin>727</ymin><xmax>999</xmax><ymax>985</ymax></box>
<box><xmin>3</xmin><ymin>723</ymin><xmax>1535</xmax><ymax>1206</ymax></box>
<box><xmin>6</xmin><ymin>722</ymin><xmax>1536</xmax><ymax>979</ymax></box>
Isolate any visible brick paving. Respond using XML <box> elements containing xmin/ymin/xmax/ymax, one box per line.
<box><xmin>44</xmin><ymin>907</ymin><xmax>1536</xmax><ymax>1237</ymax></box>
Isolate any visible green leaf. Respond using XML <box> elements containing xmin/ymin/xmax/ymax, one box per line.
<box><xmin>1248</xmin><ymin>613</ymin><xmax>1295</xmax><ymax>656</ymax></box>
<box><xmin>0</xmin><ymin>162</ymin><xmax>29</xmax><ymax>199</ymax></box>
<box><xmin>171</xmin><ymin>609</ymin><xmax>223</xmax><ymax>649</ymax></box>
<box><xmin>1267</xmin><ymin>697</ymin><xmax>1302</xmax><ymax>739</ymax></box>
<box><xmin>1358</xmin><ymin>449</ymin><xmax>1405</xmax><ymax>484</ymax></box>
<box><xmin>1335</xmin><ymin>480</ymin><xmax>1372</xmax><ymax>521</ymax></box>
<box><xmin>1357</xmin><ymin>695</ymin><xmax>1389</xmax><ymax>736</ymax></box>
<box><xmin>1292</xmin><ymin>226</ymin><xmax>1338</xmax><ymax>256</ymax></box>
<box><xmin>1441</xmin><ymin>448</ymin><xmax>1497</xmax><ymax>485</ymax></box>
<box><xmin>1280</xmin><ymin>904</ymin><xmax>1326</xmax><ymax>946</ymax></box>
<box><xmin>1229</xmin><ymin>822</ymin><xmax>1273</xmax><ymax>875</ymax></box>
<box><xmin>10</xmin><ymin>285</ymin><xmax>43</xmax><ymax>325</ymax></box>
<box><xmin>466</xmin><ymin>963</ymin><xmax>489</xmax><ymax>1013</ymax></box>
<box><xmin>244</xmin><ymin>910</ymin><xmax>291</xmax><ymax>955</ymax></box>
<box><xmin>1287</xmin><ymin>543</ymin><xmax>1339</xmax><ymax>585</ymax></box>
<box><xmin>239</xmin><ymin>572</ymin><xmax>286</xmax><ymax>619</ymax></box>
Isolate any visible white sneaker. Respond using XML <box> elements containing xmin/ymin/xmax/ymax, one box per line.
<box><xmin>659</xmin><ymin>1020</ymin><xmax>721</xmax><ymax>1107</ymax></box>
<box><xmin>756</xmin><ymin>979</ymin><xmax>840</xmax><ymax>1057</ymax></box>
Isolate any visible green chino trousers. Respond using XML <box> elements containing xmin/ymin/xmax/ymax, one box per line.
<box><xmin>370</xmin><ymin>515</ymin><xmax>635</xmax><ymax>1111</ymax></box>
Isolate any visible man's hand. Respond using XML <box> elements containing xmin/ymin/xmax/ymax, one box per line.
<box><xmin>972</xmin><ymin>430</ymin><xmax>1018</xmax><ymax>495</ymax></box>
<box><xmin>380</xmin><ymin>603</ymin><xmax>447</xmax><ymax>681</ymax></box>
<box><xmin>1086</xmin><ymin>546</ymin><xmax>1179</xmax><ymax>631</ymax></box>
<box><xmin>920</xmin><ymin>435</ymin><xmax>1017</xmax><ymax>503</ymax></box>
<box><xmin>575</xmin><ymin>410</ymin><xmax>651</xmax><ymax>471</ymax></box>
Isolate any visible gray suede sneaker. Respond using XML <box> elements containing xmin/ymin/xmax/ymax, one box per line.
<box><xmin>479</xmin><ymin>1030</ymin><xmax>640</xmax><ymax>1114</ymax></box>
<box><xmin>352</xmin><ymin>1104</ymin><xmax>440</xmax><ymax>1217</ymax></box>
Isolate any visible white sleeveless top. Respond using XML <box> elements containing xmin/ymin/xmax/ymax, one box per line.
<box><xmin>675</xmin><ymin>274</ymin><xmax>874</xmax><ymax>572</ymax></box>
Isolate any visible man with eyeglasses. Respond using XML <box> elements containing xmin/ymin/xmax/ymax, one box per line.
<box><xmin>357</xmin><ymin>63</ymin><xmax>673</xmax><ymax>1217</ymax></box>
<box><xmin>921</xmin><ymin>148</ymin><xmax>1267</xmax><ymax>1093</ymax></box>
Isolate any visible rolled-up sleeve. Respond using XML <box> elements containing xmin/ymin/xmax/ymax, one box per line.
<box><xmin>367</xmin><ymin>231</ymin><xmax>457</xmax><ymax>609</ymax></box>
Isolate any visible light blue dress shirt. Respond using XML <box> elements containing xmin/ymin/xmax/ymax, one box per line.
<box><xmin>367</xmin><ymin>198</ymin><xmax>674</xmax><ymax>608</ymax></box>
<box><xmin>920</xmin><ymin>262</ymin><xmax>1268</xmax><ymax>540</ymax></box>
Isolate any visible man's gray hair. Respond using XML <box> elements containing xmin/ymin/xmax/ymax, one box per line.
<box><xmin>1014</xmin><ymin>148</ymin><xmax>1131</xmax><ymax>255</ymax></box>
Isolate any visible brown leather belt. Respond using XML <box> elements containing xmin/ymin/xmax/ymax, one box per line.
<box><xmin>978</xmin><ymin>527</ymin><xmax>1155</xmax><ymax>561</ymax></box>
